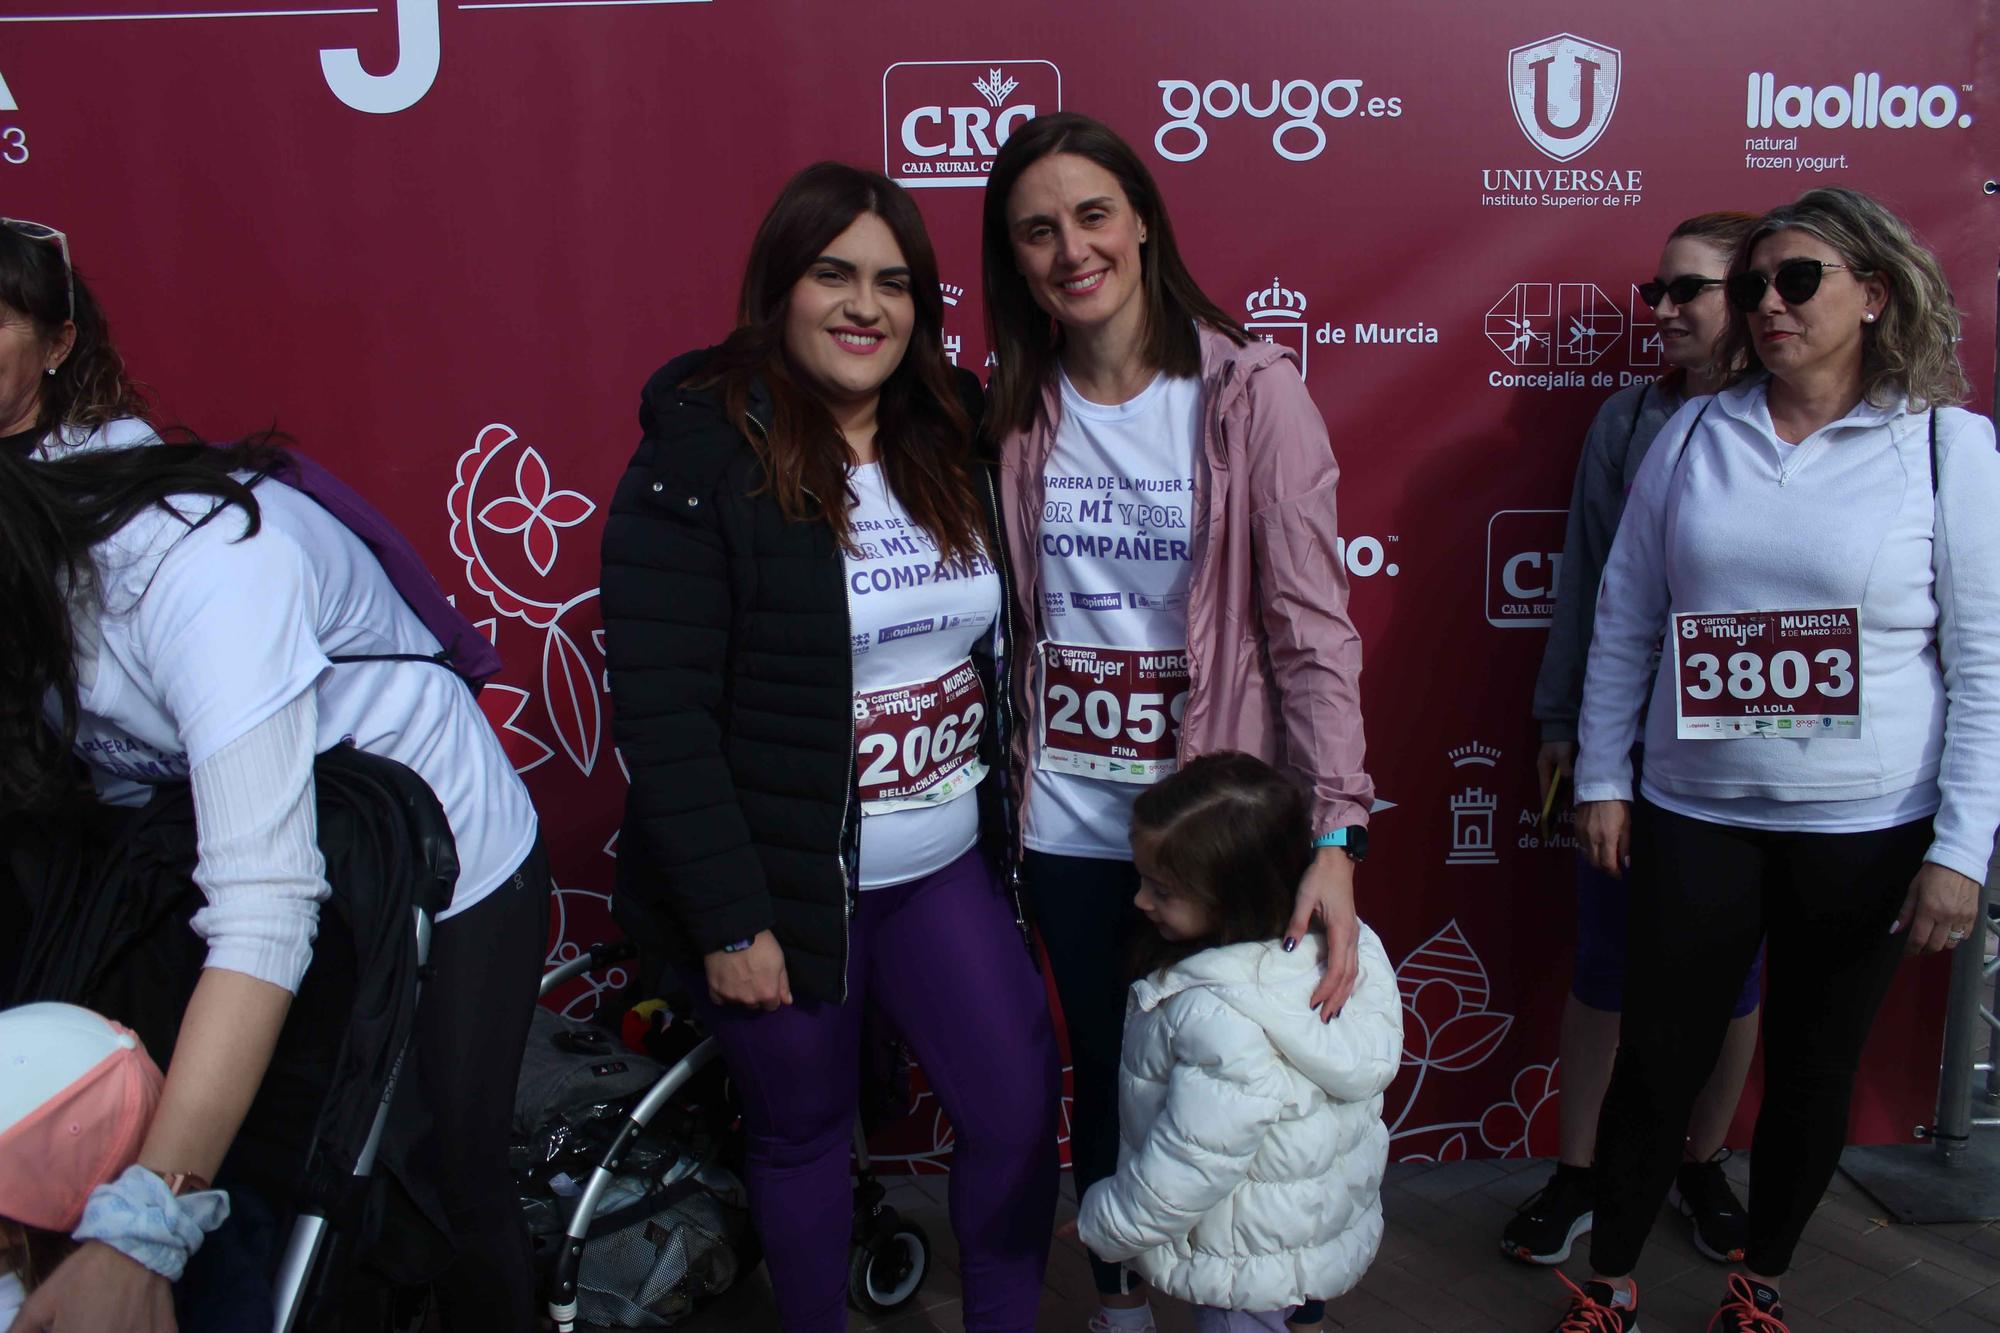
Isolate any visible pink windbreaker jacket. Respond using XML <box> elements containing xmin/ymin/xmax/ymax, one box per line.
<box><xmin>999</xmin><ymin>323</ymin><xmax>1374</xmax><ymax>837</ymax></box>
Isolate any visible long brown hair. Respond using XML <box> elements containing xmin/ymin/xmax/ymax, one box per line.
<box><xmin>685</xmin><ymin>162</ymin><xmax>984</xmax><ymax>564</ymax></box>
<box><xmin>1718</xmin><ymin>187</ymin><xmax>1968</xmax><ymax>410</ymax></box>
<box><xmin>1129</xmin><ymin>751</ymin><xmax>1313</xmax><ymax>975</ymax></box>
<box><xmin>980</xmin><ymin>113</ymin><xmax>1246</xmax><ymax>439</ymax></box>
<box><xmin>0</xmin><ymin>436</ymin><xmax>279</xmax><ymax>812</ymax></box>
<box><xmin>1658</xmin><ymin>210</ymin><xmax>1760</xmax><ymax>396</ymax></box>
<box><xmin>0</xmin><ymin>224</ymin><xmax>149</xmax><ymax>437</ymax></box>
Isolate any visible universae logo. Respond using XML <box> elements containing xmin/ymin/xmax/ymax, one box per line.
<box><xmin>1507</xmin><ymin>33</ymin><xmax>1621</xmax><ymax>162</ymax></box>
<box><xmin>883</xmin><ymin>60</ymin><xmax>1062</xmax><ymax>188</ymax></box>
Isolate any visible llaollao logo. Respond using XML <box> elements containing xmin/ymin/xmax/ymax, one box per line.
<box><xmin>1507</xmin><ymin>34</ymin><xmax>1621</xmax><ymax>162</ymax></box>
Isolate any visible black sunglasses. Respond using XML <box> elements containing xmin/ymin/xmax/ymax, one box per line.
<box><xmin>1637</xmin><ymin>275</ymin><xmax>1723</xmax><ymax>309</ymax></box>
<box><xmin>1725</xmin><ymin>259</ymin><xmax>1857</xmax><ymax>313</ymax></box>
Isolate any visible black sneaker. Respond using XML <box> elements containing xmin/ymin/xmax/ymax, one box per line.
<box><xmin>1503</xmin><ymin>1163</ymin><xmax>1595</xmax><ymax>1265</ymax></box>
<box><xmin>1550</xmin><ymin>1274</ymin><xmax>1639</xmax><ymax>1332</ymax></box>
<box><xmin>1671</xmin><ymin>1150</ymin><xmax>1748</xmax><ymax>1263</ymax></box>
<box><xmin>1706</xmin><ymin>1273</ymin><xmax>1787</xmax><ymax>1331</ymax></box>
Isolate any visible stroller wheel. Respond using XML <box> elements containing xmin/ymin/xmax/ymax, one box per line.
<box><xmin>846</xmin><ymin>1220</ymin><xmax>930</xmax><ymax>1313</ymax></box>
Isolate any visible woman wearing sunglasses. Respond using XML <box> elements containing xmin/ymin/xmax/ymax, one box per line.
<box><xmin>1562</xmin><ymin>187</ymin><xmax>2000</xmax><ymax>1333</ymax></box>
<box><xmin>1509</xmin><ymin>212</ymin><xmax>1764</xmax><ymax>1272</ymax></box>
<box><xmin>981</xmin><ymin>113</ymin><xmax>1373</xmax><ymax>1333</ymax></box>
<box><xmin>0</xmin><ymin>220</ymin><xmax>155</xmax><ymax>459</ymax></box>
<box><xmin>600</xmin><ymin>162</ymin><xmax>1059</xmax><ymax>1333</ymax></box>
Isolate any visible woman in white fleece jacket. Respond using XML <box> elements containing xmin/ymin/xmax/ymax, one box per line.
<box><xmin>1564</xmin><ymin>188</ymin><xmax>2000</xmax><ymax>1333</ymax></box>
<box><xmin>1072</xmin><ymin>753</ymin><xmax>1402</xmax><ymax>1333</ymax></box>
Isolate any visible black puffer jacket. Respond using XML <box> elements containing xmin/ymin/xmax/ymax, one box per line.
<box><xmin>601</xmin><ymin>349</ymin><xmax>1022</xmax><ymax>1003</ymax></box>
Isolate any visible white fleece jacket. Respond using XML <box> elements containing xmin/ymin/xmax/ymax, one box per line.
<box><xmin>1577</xmin><ymin>380</ymin><xmax>2000</xmax><ymax>882</ymax></box>
<box><xmin>1076</xmin><ymin>928</ymin><xmax>1402</xmax><ymax>1310</ymax></box>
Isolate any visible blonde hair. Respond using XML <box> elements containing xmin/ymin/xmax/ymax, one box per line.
<box><xmin>1720</xmin><ymin>187</ymin><xmax>1968</xmax><ymax>410</ymax></box>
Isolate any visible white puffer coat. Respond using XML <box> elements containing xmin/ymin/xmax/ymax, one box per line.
<box><xmin>1076</xmin><ymin>927</ymin><xmax>1402</xmax><ymax>1310</ymax></box>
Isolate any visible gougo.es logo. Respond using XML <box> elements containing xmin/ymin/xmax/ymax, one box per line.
<box><xmin>1153</xmin><ymin>77</ymin><xmax>1403</xmax><ymax>162</ymax></box>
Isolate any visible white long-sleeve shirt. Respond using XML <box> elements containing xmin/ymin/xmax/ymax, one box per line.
<box><xmin>1576</xmin><ymin>379</ymin><xmax>2000</xmax><ymax>883</ymax></box>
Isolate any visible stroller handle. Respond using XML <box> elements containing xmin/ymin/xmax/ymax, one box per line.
<box><xmin>547</xmin><ymin>1034</ymin><xmax>723</xmax><ymax>1331</ymax></box>
<box><xmin>537</xmin><ymin>940</ymin><xmax>638</xmax><ymax>999</ymax></box>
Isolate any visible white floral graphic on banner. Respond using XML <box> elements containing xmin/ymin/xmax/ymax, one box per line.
<box><xmin>450</xmin><ymin>422</ymin><xmax>616</xmax><ymax>1000</ymax></box>
<box><xmin>477</xmin><ymin>447</ymin><xmax>595</xmax><ymax>578</ymax></box>
<box><xmin>1391</xmin><ymin>919</ymin><xmax>1515</xmax><ymax>1162</ymax></box>
<box><xmin>450</xmin><ymin>423</ymin><xmax>606</xmax><ymax>780</ymax></box>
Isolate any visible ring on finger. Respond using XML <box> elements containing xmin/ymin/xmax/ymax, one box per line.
<box><xmin>1947</xmin><ymin>927</ymin><xmax>1970</xmax><ymax>942</ymax></box>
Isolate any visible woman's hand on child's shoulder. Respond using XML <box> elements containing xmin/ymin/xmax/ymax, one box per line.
<box><xmin>1289</xmin><ymin>846</ymin><xmax>1359</xmax><ymax>1022</ymax></box>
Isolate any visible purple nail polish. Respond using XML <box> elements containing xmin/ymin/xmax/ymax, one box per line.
<box><xmin>1283</xmin><ymin>936</ymin><xmax>1297</xmax><ymax>952</ymax></box>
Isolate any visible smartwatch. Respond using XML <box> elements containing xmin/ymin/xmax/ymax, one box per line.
<box><xmin>1313</xmin><ymin>825</ymin><xmax>1369</xmax><ymax>862</ymax></box>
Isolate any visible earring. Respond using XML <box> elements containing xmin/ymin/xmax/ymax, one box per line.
<box><xmin>44</xmin><ymin>366</ymin><xmax>55</xmax><ymax>376</ymax></box>
<box><xmin>1864</xmin><ymin>312</ymin><xmax>1876</xmax><ymax>323</ymax></box>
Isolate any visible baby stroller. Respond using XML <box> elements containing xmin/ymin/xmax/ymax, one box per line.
<box><xmin>3</xmin><ymin>743</ymin><xmax>456</xmax><ymax>1333</ymax></box>
<box><xmin>522</xmin><ymin>943</ymin><xmax>934</xmax><ymax>1328</ymax></box>
<box><xmin>519</xmin><ymin>942</ymin><xmax>747</xmax><ymax>1331</ymax></box>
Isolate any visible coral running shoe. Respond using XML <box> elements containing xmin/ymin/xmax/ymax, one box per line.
<box><xmin>1550</xmin><ymin>1272</ymin><xmax>1639</xmax><ymax>1332</ymax></box>
<box><xmin>1707</xmin><ymin>1273</ymin><xmax>1789</xmax><ymax>1331</ymax></box>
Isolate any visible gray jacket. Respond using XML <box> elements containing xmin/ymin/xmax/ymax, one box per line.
<box><xmin>1531</xmin><ymin>382</ymin><xmax>1682</xmax><ymax>743</ymax></box>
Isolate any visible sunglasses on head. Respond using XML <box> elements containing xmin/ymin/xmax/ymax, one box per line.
<box><xmin>1637</xmin><ymin>275</ymin><xmax>1723</xmax><ymax>309</ymax></box>
<box><xmin>0</xmin><ymin>217</ymin><xmax>73</xmax><ymax>324</ymax></box>
<box><xmin>1725</xmin><ymin>259</ymin><xmax>1857</xmax><ymax>313</ymax></box>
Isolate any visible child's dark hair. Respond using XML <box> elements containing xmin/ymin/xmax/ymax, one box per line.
<box><xmin>1129</xmin><ymin>751</ymin><xmax>1313</xmax><ymax>973</ymax></box>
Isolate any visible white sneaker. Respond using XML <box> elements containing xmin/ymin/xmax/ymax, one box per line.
<box><xmin>1086</xmin><ymin>1309</ymin><xmax>1157</xmax><ymax>1333</ymax></box>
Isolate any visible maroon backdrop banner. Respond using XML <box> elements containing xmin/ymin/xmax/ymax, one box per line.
<box><xmin>5</xmin><ymin>0</ymin><xmax>1995</xmax><ymax>1167</ymax></box>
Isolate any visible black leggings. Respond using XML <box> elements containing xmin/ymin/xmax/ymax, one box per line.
<box><xmin>415</xmin><ymin>836</ymin><xmax>551</xmax><ymax>1332</ymax></box>
<box><xmin>1022</xmin><ymin>850</ymin><xmax>1146</xmax><ymax>1298</ymax></box>
<box><xmin>1589</xmin><ymin>799</ymin><xmax>1931</xmax><ymax>1277</ymax></box>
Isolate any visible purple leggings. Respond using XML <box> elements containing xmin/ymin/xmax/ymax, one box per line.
<box><xmin>692</xmin><ymin>848</ymin><xmax>1061</xmax><ymax>1332</ymax></box>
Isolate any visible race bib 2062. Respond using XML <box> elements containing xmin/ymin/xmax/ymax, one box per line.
<box><xmin>854</xmin><ymin>659</ymin><xmax>988</xmax><ymax>813</ymax></box>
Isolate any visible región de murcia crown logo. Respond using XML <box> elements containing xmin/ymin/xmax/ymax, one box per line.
<box><xmin>1244</xmin><ymin>277</ymin><xmax>1311</xmax><ymax>380</ymax></box>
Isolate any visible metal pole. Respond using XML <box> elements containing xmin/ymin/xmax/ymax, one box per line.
<box><xmin>1935</xmin><ymin>869</ymin><xmax>1997</xmax><ymax>1162</ymax></box>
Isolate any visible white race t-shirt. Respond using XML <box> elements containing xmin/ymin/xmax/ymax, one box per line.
<box><xmin>845</xmin><ymin>463</ymin><xmax>1002</xmax><ymax>887</ymax></box>
<box><xmin>1024</xmin><ymin>369</ymin><xmax>1201</xmax><ymax>859</ymax></box>
<box><xmin>68</xmin><ymin>479</ymin><xmax>539</xmax><ymax>921</ymax></box>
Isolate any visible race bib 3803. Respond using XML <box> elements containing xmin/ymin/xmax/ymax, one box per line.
<box><xmin>1672</xmin><ymin>607</ymin><xmax>1862</xmax><ymax>740</ymax></box>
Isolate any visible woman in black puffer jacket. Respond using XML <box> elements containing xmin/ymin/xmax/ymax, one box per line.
<box><xmin>600</xmin><ymin>162</ymin><xmax>1059</xmax><ymax>1333</ymax></box>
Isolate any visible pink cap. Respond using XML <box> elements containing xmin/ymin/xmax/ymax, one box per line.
<box><xmin>0</xmin><ymin>1003</ymin><xmax>164</xmax><ymax>1232</ymax></box>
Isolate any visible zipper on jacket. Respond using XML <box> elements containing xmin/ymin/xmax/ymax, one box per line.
<box><xmin>749</xmin><ymin>407</ymin><xmax>858</xmax><ymax>1003</ymax></box>
<box><xmin>1177</xmin><ymin>361</ymin><xmax>1231</xmax><ymax>763</ymax></box>
<box><xmin>835</xmin><ymin>548</ymin><xmax>857</xmax><ymax>1003</ymax></box>
<box><xmin>982</xmin><ymin>468</ymin><xmax>1032</xmax><ymax>951</ymax></box>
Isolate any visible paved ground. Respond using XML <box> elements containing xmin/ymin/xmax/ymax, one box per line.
<box><xmin>673</xmin><ymin>1151</ymin><xmax>2000</xmax><ymax>1331</ymax></box>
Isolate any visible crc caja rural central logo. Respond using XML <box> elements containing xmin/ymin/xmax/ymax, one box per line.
<box><xmin>1486</xmin><ymin>510</ymin><xmax>1567</xmax><ymax>628</ymax></box>
<box><xmin>1507</xmin><ymin>33</ymin><xmax>1621</xmax><ymax>162</ymax></box>
<box><xmin>882</xmin><ymin>60</ymin><xmax>1062</xmax><ymax>188</ymax></box>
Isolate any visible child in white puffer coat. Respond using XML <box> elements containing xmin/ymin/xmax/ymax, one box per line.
<box><xmin>1071</xmin><ymin>752</ymin><xmax>1403</xmax><ymax>1333</ymax></box>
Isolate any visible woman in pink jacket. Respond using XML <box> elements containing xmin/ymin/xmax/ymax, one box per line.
<box><xmin>980</xmin><ymin>112</ymin><xmax>1374</xmax><ymax>1333</ymax></box>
